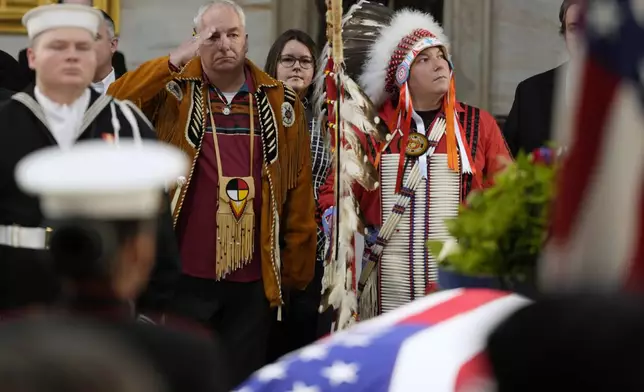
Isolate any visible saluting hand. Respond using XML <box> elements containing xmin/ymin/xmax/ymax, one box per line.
<box><xmin>169</xmin><ymin>27</ymin><xmax>215</xmax><ymax>68</ymax></box>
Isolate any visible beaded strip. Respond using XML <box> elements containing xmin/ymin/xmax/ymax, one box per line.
<box><xmin>423</xmin><ymin>156</ymin><xmax>431</xmax><ymax>291</ymax></box>
<box><xmin>385</xmin><ymin>29</ymin><xmax>435</xmax><ymax>95</ymax></box>
<box><xmin>357</xmin><ymin>118</ymin><xmax>447</xmax><ymax>295</ymax></box>
<box><xmin>409</xmin><ymin>191</ymin><xmax>416</xmax><ymax>302</ymax></box>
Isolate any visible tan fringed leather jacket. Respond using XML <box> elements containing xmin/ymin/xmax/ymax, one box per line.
<box><xmin>108</xmin><ymin>56</ymin><xmax>317</xmax><ymax>307</ymax></box>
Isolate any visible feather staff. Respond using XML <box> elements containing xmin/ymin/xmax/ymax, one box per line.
<box><xmin>317</xmin><ymin>0</ymin><xmax>360</xmax><ymax>331</ymax></box>
<box><xmin>317</xmin><ymin>0</ymin><xmax>394</xmax><ymax>331</ymax></box>
<box><xmin>330</xmin><ymin>0</ymin><xmax>343</xmax><ymax>267</ymax></box>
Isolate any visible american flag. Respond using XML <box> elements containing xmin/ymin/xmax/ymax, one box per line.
<box><xmin>540</xmin><ymin>0</ymin><xmax>644</xmax><ymax>291</ymax></box>
<box><xmin>235</xmin><ymin>289</ymin><xmax>529</xmax><ymax>392</ymax></box>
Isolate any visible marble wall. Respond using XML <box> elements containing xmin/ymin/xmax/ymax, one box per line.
<box><xmin>444</xmin><ymin>0</ymin><xmax>569</xmax><ymax>115</ymax></box>
<box><xmin>0</xmin><ymin>0</ymin><xmax>279</xmax><ymax>70</ymax></box>
<box><xmin>0</xmin><ymin>0</ymin><xmax>568</xmax><ymax>115</ymax></box>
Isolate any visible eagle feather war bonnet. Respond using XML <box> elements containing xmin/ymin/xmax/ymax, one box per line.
<box><xmin>360</xmin><ymin>8</ymin><xmax>475</xmax><ymax>178</ymax></box>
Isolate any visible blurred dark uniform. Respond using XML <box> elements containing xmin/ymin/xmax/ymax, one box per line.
<box><xmin>64</xmin><ymin>290</ymin><xmax>231</xmax><ymax>392</ymax></box>
<box><xmin>0</xmin><ymin>316</ymin><xmax>168</xmax><ymax>392</ymax></box>
<box><xmin>487</xmin><ymin>293</ymin><xmax>644</xmax><ymax>391</ymax></box>
<box><xmin>0</xmin><ymin>88</ymin><xmax>13</xmax><ymax>102</ymax></box>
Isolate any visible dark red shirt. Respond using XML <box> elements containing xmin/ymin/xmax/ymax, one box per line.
<box><xmin>176</xmin><ymin>67</ymin><xmax>263</xmax><ymax>282</ymax></box>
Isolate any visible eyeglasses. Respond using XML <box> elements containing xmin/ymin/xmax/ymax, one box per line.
<box><xmin>279</xmin><ymin>56</ymin><xmax>314</xmax><ymax>69</ymax></box>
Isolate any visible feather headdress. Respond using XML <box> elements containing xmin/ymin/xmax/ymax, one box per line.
<box><xmin>316</xmin><ymin>0</ymin><xmax>393</xmax><ymax>331</ymax></box>
<box><xmin>358</xmin><ymin>8</ymin><xmax>475</xmax><ymax>189</ymax></box>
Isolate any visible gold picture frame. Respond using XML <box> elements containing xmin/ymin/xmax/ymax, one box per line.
<box><xmin>0</xmin><ymin>0</ymin><xmax>120</xmax><ymax>35</ymax></box>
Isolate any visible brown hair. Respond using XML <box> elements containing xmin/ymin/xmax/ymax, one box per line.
<box><xmin>559</xmin><ymin>0</ymin><xmax>581</xmax><ymax>35</ymax></box>
<box><xmin>264</xmin><ymin>29</ymin><xmax>318</xmax><ymax>100</ymax></box>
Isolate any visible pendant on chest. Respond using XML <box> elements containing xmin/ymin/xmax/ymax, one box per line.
<box><xmin>405</xmin><ymin>133</ymin><xmax>430</xmax><ymax>157</ymax></box>
<box><xmin>225</xmin><ymin>177</ymin><xmax>252</xmax><ymax>221</ymax></box>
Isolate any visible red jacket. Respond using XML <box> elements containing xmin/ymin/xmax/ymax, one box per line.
<box><xmin>318</xmin><ymin>100</ymin><xmax>511</xmax><ymax>227</ymax></box>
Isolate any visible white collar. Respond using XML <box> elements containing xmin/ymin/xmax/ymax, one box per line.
<box><xmin>34</xmin><ymin>85</ymin><xmax>91</xmax><ymax>111</ymax></box>
<box><xmin>34</xmin><ymin>85</ymin><xmax>91</xmax><ymax>148</ymax></box>
<box><xmin>91</xmin><ymin>68</ymin><xmax>116</xmax><ymax>95</ymax></box>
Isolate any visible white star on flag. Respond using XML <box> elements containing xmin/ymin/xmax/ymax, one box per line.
<box><xmin>587</xmin><ymin>0</ymin><xmax>622</xmax><ymax>37</ymax></box>
<box><xmin>288</xmin><ymin>382</ymin><xmax>321</xmax><ymax>392</ymax></box>
<box><xmin>256</xmin><ymin>363</ymin><xmax>288</xmax><ymax>382</ymax></box>
<box><xmin>321</xmin><ymin>361</ymin><xmax>359</xmax><ymax>386</ymax></box>
<box><xmin>299</xmin><ymin>344</ymin><xmax>329</xmax><ymax>361</ymax></box>
<box><xmin>333</xmin><ymin>333</ymin><xmax>373</xmax><ymax>348</ymax></box>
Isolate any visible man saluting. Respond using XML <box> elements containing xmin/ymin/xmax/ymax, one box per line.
<box><xmin>0</xmin><ymin>3</ymin><xmax>179</xmax><ymax>320</ymax></box>
<box><xmin>108</xmin><ymin>0</ymin><xmax>317</xmax><ymax>384</ymax></box>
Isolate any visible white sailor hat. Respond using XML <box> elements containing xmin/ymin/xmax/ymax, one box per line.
<box><xmin>22</xmin><ymin>4</ymin><xmax>102</xmax><ymax>39</ymax></box>
<box><xmin>15</xmin><ymin>140</ymin><xmax>189</xmax><ymax>220</ymax></box>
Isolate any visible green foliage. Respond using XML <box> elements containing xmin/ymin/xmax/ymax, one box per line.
<box><xmin>427</xmin><ymin>151</ymin><xmax>557</xmax><ymax>278</ymax></box>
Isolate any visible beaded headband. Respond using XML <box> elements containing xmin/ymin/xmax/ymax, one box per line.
<box><xmin>385</xmin><ymin>28</ymin><xmax>451</xmax><ymax>94</ymax></box>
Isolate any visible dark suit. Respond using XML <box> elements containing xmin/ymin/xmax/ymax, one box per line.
<box><xmin>0</xmin><ymin>50</ymin><xmax>30</xmax><ymax>92</ymax></box>
<box><xmin>112</xmin><ymin>51</ymin><xmax>127</xmax><ymax>77</ymax></box>
<box><xmin>17</xmin><ymin>49</ymin><xmax>128</xmax><ymax>88</ymax></box>
<box><xmin>503</xmin><ymin>65</ymin><xmax>564</xmax><ymax>156</ymax></box>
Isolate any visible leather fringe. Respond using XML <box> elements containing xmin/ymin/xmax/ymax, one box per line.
<box><xmin>358</xmin><ymin>269</ymin><xmax>379</xmax><ymax>320</ymax></box>
<box><xmin>155</xmin><ymin>100</ymin><xmax>181</xmax><ymax>144</ymax></box>
<box><xmin>286</xmin><ymin>113</ymin><xmax>305</xmax><ymax>191</ymax></box>
<box><xmin>215</xmin><ymin>209</ymin><xmax>255</xmax><ymax>279</ymax></box>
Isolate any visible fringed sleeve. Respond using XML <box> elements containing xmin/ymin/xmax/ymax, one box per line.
<box><xmin>107</xmin><ymin>55</ymin><xmax>180</xmax><ymax>116</ymax></box>
<box><xmin>279</xmin><ymin>98</ymin><xmax>318</xmax><ymax>290</ymax></box>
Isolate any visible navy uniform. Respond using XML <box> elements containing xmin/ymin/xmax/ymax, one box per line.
<box><xmin>0</xmin><ymin>87</ymin><xmax>13</xmax><ymax>102</ymax></box>
<box><xmin>0</xmin><ymin>4</ymin><xmax>179</xmax><ymax>317</ymax></box>
<box><xmin>15</xmin><ymin>139</ymin><xmax>231</xmax><ymax>392</ymax></box>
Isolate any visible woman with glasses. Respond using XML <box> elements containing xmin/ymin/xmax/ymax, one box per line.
<box><xmin>264</xmin><ymin>29</ymin><xmax>332</xmax><ymax>359</ymax></box>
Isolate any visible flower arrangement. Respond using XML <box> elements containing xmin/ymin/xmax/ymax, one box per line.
<box><xmin>427</xmin><ymin>147</ymin><xmax>559</xmax><ymax>288</ymax></box>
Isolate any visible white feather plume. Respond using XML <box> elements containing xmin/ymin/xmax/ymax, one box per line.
<box><xmin>339</xmin><ymin>72</ymin><xmax>389</xmax><ymax>143</ymax></box>
<box><xmin>337</xmin><ymin>285</ymin><xmax>358</xmax><ymax>328</ymax></box>
<box><xmin>358</xmin><ymin>9</ymin><xmax>449</xmax><ymax>108</ymax></box>
<box><xmin>340</xmin><ymin>146</ymin><xmax>379</xmax><ymax>191</ymax></box>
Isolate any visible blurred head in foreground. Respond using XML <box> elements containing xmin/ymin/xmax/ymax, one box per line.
<box><xmin>0</xmin><ymin>317</ymin><xmax>165</xmax><ymax>392</ymax></box>
<box><xmin>14</xmin><ymin>140</ymin><xmax>188</xmax><ymax>302</ymax></box>
<box><xmin>487</xmin><ymin>293</ymin><xmax>644</xmax><ymax>391</ymax></box>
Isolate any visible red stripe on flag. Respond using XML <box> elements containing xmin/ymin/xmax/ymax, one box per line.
<box><xmin>454</xmin><ymin>352</ymin><xmax>492</xmax><ymax>392</ymax></box>
<box><xmin>399</xmin><ymin>289</ymin><xmax>508</xmax><ymax>325</ymax></box>
<box><xmin>550</xmin><ymin>59</ymin><xmax>620</xmax><ymax>243</ymax></box>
